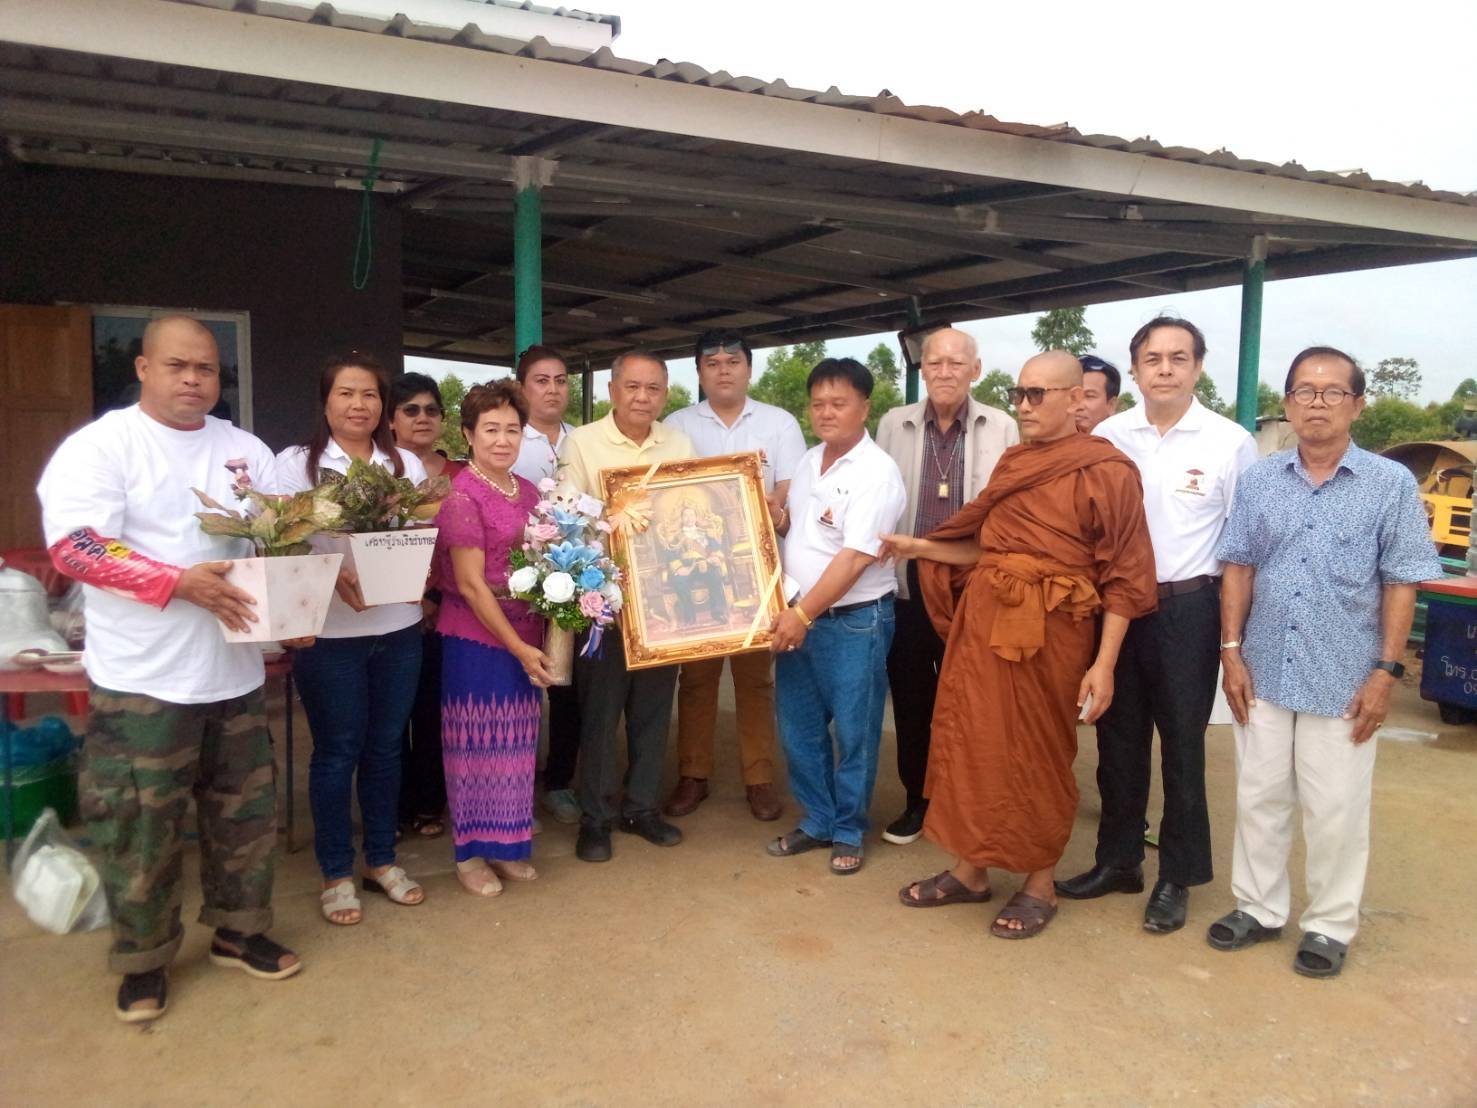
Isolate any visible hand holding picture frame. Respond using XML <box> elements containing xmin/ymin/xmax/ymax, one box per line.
<box><xmin>599</xmin><ymin>451</ymin><xmax>786</xmax><ymax>669</ymax></box>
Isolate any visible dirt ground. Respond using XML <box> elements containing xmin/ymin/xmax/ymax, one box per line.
<box><xmin>3</xmin><ymin>666</ymin><xmax>1475</xmax><ymax>1107</ymax></box>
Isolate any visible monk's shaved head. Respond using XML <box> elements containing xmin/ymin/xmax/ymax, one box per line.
<box><xmin>1015</xmin><ymin>350</ymin><xmax>1084</xmax><ymax>444</ymax></box>
<box><xmin>141</xmin><ymin>314</ymin><xmax>218</xmax><ymax>358</ymax></box>
<box><xmin>1020</xmin><ymin>349</ymin><xmax>1083</xmax><ymax>389</ymax></box>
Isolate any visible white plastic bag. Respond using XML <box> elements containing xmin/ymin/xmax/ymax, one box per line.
<box><xmin>11</xmin><ymin>808</ymin><xmax>110</xmax><ymax>934</ymax></box>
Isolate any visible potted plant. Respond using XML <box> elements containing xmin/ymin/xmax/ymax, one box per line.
<box><xmin>193</xmin><ymin>486</ymin><xmax>345</xmax><ymax>643</ymax></box>
<box><xmin>507</xmin><ymin>479</ymin><xmax>623</xmax><ymax>685</ymax></box>
<box><xmin>314</xmin><ymin>459</ymin><xmax>451</xmax><ymax>607</ymax></box>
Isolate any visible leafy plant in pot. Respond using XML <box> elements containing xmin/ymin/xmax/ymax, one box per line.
<box><xmin>314</xmin><ymin>459</ymin><xmax>452</xmax><ymax>607</ymax></box>
<box><xmin>193</xmin><ymin>486</ymin><xmax>345</xmax><ymax>642</ymax></box>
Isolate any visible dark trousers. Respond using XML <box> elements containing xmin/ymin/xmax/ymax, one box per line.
<box><xmin>399</xmin><ymin>629</ymin><xmax>448</xmax><ymax>823</ymax></box>
<box><xmin>885</xmin><ymin>563</ymin><xmax>945</xmax><ymax>806</ymax></box>
<box><xmin>1093</xmin><ymin>584</ymin><xmax>1219</xmax><ymax>887</ymax></box>
<box><xmin>573</xmin><ymin>632</ymin><xmax>678</xmax><ymax>827</ymax></box>
<box><xmin>542</xmin><ymin>684</ymin><xmax>581</xmax><ymax>792</ymax></box>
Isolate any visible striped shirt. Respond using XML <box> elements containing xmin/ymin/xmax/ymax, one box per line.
<box><xmin>913</xmin><ymin>403</ymin><xmax>967</xmax><ymax>536</ymax></box>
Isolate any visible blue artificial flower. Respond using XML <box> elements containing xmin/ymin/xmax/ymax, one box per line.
<box><xmin>550</xmin><ymin>506</ymin><xmax>585</xmax><ymax>540</ymax></box>
<box><xmin>578</xmin><ymin>566</ymin><xmax>605</xmax><ymax>591</ymax></box>
<box><xmin>541</xmin><ymin>541</ymin><xmax>584</xmax><ymax>572</ymax></box>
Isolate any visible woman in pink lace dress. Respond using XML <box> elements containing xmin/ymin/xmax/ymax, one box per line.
<box><xmin>433</xmin><ymin>381</ymin><xmax>555</xmax><ymax>896</ymax></box>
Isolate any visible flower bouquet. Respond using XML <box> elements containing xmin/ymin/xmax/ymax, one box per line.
<box><xmin>315</xmin><ymin>458</ymin><xmax>452</xmax><ymax>606</ymax></box>
<box><xmin>507</xmin><ymin>479</ymin><xmax>623</xmax><ymax>685</ymax></box>
<box><xmin>193</xmin><ymin>486</ymin><xmax>345</xmax><ymax>642</ymax></box>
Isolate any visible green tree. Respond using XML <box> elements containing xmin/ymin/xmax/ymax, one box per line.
<box><xmin>1350</xmin><ymin>397</ymin><xmax>1442</xmax><ymax>452</ymax></box>
<box><xmin>1116</xmin><ymin>392</ymin><xmax>1137</xmax><ymax>413</ymax></box>
<box><xmin>1194</xmin><ymin>373</ymin><xmax>1232</xmax><ymax>417</ymax></box>
<box><xmin>865</xmin><ymin>343</ymin><xmax>904</xmax><ymax>436</ymax></box>
<box><xmin>1257</xmin><ymin>381</ymin><xmax>1284</xmax><ymax>420</ymax></box>
<box><xmin>435</xmin><ymin>372</ymin><xmax>467</xmax><ymax>456</ymax></box>
<box><xmin>1454</xmin><ymin>377</ymin><xmax>1477</xmax><ymax>401</ymax></box>
<box><xmin>752</xmin><ymin>340</ymin><xmax>827</xmax><ymax>442</ymax></box>
<box><xmin>565</xmin><ymin>373</ymin><xmax>587</xmax><ymax>425</ymax></box>
<box><xmin>662</xmin><ymin>383</ymin><xmax>693</xmax><ymax>420</ymax></box>
<box><xmin>1030</xmin><ymin>307</ymin><xmax>1094</xmax><ymax>356</ymax></box>
<box><xmin>971</xmin><ymin>369</ymin><xmax>1015</xmax><ymax>410</ymax></box>
<box><xmin>1368</xmin><ymin>356</ymin><xmax>1421</xmax><ymax>400</ymax></box>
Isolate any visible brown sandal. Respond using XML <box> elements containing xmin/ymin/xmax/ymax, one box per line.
<box><xmin>899</xmin><ymin>870</ymin><xmax>993</xmax><ymax>908</ymax></box>
<box><xmin>989</xmin><ymin>892</ymin><xmax>1058</xmax><ymax>939</ymax></box>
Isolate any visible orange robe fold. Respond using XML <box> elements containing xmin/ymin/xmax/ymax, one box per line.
<box><xmin>919</xmin><ymin>433</ymin><xmax>1158</xmax><ymax>873</ymax></box>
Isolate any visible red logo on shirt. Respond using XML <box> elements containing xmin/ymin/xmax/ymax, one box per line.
<box><xmin>1176</xmin><ymin>468</ymin><xmax>1206</xmax><ymax>496</ymax></box>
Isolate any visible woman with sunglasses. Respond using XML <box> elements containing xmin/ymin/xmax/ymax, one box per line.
<box><xmin>277</xmin><ymin>352</ymin><xmax>429</xmax><ymax>926</ymax></box>
<box><xmin>390</xmin><ymin>374</ymin><xmax>464</xmax><ymax>843</ymax></box>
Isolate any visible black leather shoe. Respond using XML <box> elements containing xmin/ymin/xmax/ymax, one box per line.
<box><xmin>1143</xmin><ymin>879</ymin><xmax>1189</xmax><ymax>933</ymax></box>
<box><xmin>1054</xmin><ymin>863</ymin><xmax>1145</xmax><ymax>900</ymax></box>
<box><xmin>618</xmin><ymin>813</ymin><xmax>683</xmax><ymax>847</ymax></box>
<box><xmin>575</xmin><ymin>823</ymin><xmax>612</xmax><ymax>863</ymax></box>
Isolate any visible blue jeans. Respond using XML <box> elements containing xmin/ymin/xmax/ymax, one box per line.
<box><xmin>775</xmin><ymin>595</ymin><xmax>895</xmax><ymax>848</ymax></box>
<box><xmin>295</xmin><ymin>624</ymin><xmax>423</xmax><ymax>879</ymax></box>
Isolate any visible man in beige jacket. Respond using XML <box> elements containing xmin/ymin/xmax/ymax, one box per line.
<box><xmin>875</xmin><ymin>328</ymin><xmax>1018</xmax><ymax>844</ymax></box>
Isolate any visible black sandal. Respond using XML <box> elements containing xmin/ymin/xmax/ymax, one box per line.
<box><xmin>209</xmin><ymin>929</ymin><xmax>304</xmax><ymax>981</ymax></box>
<box><xmin>1207</xmin><ymin>909</ymin><xmax>1283</xmax><ymax>951</ymax></box>
<box><xmin>411</xmin><ymin>815</ymin><xmax>445</xmax><ymax>838</ymax></box>
<box><xmin>830</xmin><ymin>842</ymin><xmax>864</xmax><ymax>876</ymax></box>
<box><xmin>765</xmin><ymin>829</ymin><xmax>831</xmax><ymax>857</ymax></box>
<box><xmin>1293</xmin><ymin>932</ymin><xmax>1348</xmax><ymax>978</ymax></box>
<box><xmin>116</xmin><ymin>968</ymin><xmax>168</xmax><ymax>1023</ymax></box>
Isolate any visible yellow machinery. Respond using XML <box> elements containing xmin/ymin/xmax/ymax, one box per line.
<box><xmin>1381</xmin><ymin>440</ymin><xmax>1477</xmax><ymax>555</ymax></box>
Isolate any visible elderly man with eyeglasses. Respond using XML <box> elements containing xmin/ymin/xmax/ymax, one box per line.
<box><xmin>1206</xmin><ymin>347</ymin><xmax>1440</xmax><ymax>978</ymax></box>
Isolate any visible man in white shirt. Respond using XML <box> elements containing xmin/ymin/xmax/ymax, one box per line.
<box><xmin>766</xmin><ymin>358</ymin><xmax>907</xmax><ymax>876</ymax></box>
<box><xmin>662</xmin><ymin>331</ymin><xmax>807</xmax><ymax>823</ymax></box>
<box><xmin>36</xmin><ymin>316</ymin><xmax>302</xmax><ymax>1024</ymax></box>
<box><xmin>874</xmin><ymin>327</ymin><xmax>1018</xmax><ymax>845</ymax></box>
<box><xmin>508</xmin><ymin>345</ymin><xmax>582</xmax><ymax>826</ymax></box>
<box><xmin>1076</xmin><ymin>355</ymin><xmax>1123</xmax><ymax>433</ymax></box>
<box><xmin>1057</xmin><ymin>316</ymin><xmax>1260</xmax><ymax>935</ymax></box>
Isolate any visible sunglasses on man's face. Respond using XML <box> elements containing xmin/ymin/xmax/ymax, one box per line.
<box><xmin>699</xmin><ymin>340</ymin><xmax>746</xmax><ymax>358</ymax></box>
<box><xmin>1006</xmin><ymin>386</ymin><xmax>1072</xmax><ymax>408</ymax></box>
<box><xmin>398</xmin><ymin>402</ymin><xmax>442</xmax><ymax>418</ymax></box>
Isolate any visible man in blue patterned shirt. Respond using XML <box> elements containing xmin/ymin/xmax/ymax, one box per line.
<box><xmin>1207</xmin><ymin>346</ymin><xmax>1441</xmax><ymax>978</ymax></box>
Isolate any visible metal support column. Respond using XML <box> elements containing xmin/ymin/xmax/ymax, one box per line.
<box><xmin>582</xmin><ymin>359</ymin><xmax>595</xmax><ymax>424</ymax></box>
<box><xmin>904</xmin><ymin>297</ymin><xmax>923</xmax><ymax>404</ymax></box>
<box><xmin>512</xmin><ymin>156</ymin><xmax>553</xmax><ymax>359</ymax></box>
<box><xmin>1234</xmin><ymin>235</ymin><xmax>1268</xmax><ymax>432</ymax></box>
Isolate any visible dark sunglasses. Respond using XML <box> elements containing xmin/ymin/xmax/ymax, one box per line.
<box><xmin>699</xmin><ymin>339</ymin><xmax>746</xmax><ymax>358</ymax></box>
<box><xmin>1006</xmin><ymin>386</ymin><xmax>1073</xmax><ymax>407</ymax></box>
<box><xmin>398</xmin><ymin>402</ymin><xmax>442</xmax><ymax>418</ymax></box>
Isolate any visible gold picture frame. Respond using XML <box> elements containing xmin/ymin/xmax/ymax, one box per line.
<box><xmin>600</xmin><ymin>451</ymin><xmax>786</xmax><ymax>670</ymax></box>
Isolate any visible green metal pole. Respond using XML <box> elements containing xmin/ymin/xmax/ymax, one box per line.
<box><xmin>582</xmin><ymin>360</ymin><xmax>594</xmax><ymax>424</ymax></box>
<box><xmin>1234</xmin><ymin>237</ymin><xmax>1267</xmax><ymax>431</ymax></box>
<box><xmin>905</xmin><ymin>297</ymin><xmax>923</xmax><ymax>404</ymax></box>
<box><xmin>513</xmin><ymin>158</ymin><xmax>545</xmax><ymax>359</ymax></box>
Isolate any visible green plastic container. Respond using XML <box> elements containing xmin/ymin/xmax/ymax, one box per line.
<box><xmin>2</xmin><ymin>755</ymin><xmax>80</xmax><ymax>837</ymax></box>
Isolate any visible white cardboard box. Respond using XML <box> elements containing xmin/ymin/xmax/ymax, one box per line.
<box><xmin>344</xmin><ymin>528</ymin><xmax>439</xmax><ymax>607</ymax></box>
<box><xmin>219</xmin><ymin>552</ymin><xmax>343</xmax><ymax>643</ymax></box>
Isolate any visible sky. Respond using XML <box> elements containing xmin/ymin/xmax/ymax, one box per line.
<box><xmin>409</xmin><ymin>0</ymin><xmax>1477</xmax><ymax>406</ymax></box>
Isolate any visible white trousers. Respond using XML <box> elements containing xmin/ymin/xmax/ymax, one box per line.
<box><xmin>1230</xmin><ymin>699</ymin><xmax>1377</xmax><ymax>945</ymax></box>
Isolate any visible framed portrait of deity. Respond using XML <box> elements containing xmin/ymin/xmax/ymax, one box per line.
<box><xmin>599</xmin><ymin>451</ymin><xmax>786</xmax><ymax>670</ymax></box>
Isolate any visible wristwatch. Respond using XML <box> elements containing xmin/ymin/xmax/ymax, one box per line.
<box><xmin>1373</xmin><ymin>660</ymin><xmax>1405</xmax><ymax>679</ymax></box>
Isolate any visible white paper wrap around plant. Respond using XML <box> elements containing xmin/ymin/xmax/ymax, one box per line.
<box><xmin>218</xmin><ymin>553</ymin><xmax>344</xmax><ymax>643</ymax></box>
<box><xmin>340</xmin><ymin>528</ymin><xmax>439</xmax><ymax>606</ymax></box>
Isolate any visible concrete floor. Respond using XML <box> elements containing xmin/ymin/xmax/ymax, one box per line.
<box><xmin>3</xmin><ymin>664</ymin><xmax>1475</xmax><ymax>1107</ymax></box>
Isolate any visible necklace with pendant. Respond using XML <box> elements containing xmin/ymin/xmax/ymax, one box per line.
<box><xmin>470</xmin><ymin>461</ymin><xmax>519</xmax><ymax>501</ymax></box>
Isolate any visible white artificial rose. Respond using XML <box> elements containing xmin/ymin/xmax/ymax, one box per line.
<box><xmin>507</xmin><ymin>566</ymin><xmax>539</xmax><ymax>595</ymax></box>
<box><xmin>542</xmin><ymin>571</ymin><xmax>576</xmax><ymax>603</ymax></box>
<box><xmin>600</xmin><ymin>580</ymin><xmax>624</xmax><ymax>612</ymax></box>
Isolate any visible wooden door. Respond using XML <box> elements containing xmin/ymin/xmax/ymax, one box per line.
<box><xmin>0</xmin><ymin>305</ymin><xmax>93</xmax><ymax>550</ymax></box>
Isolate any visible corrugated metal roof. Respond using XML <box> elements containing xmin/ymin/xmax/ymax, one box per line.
<box><xmin>176</xmin><ymin>0</ymin><xmax>1474</xmax><ymax>207</ymax></box>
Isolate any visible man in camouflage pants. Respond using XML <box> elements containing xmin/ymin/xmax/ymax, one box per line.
<box><xmin>37</xmin><ymin>317</ymin><xmax>303</xmax><ymax>1022</ymax></box>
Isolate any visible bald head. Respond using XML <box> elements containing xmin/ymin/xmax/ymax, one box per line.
<box><xmin>135</xmin><ymin>315</ymin><xmax>222</xmax><ymax>430</ymax></box>
<box><xmin>921</xmin><ymin>327</ymin><xmax>978</xmax><ymax>363</ymax></box>
<box><xmin>1015</xmin><ymin>350</ymin><xmax>1084</xmax><ymax>444</ymax></box>
<box><xmin>919</xmin><ymin>327</ymin><xmax>982</xmax><ymax>418</ymax></box>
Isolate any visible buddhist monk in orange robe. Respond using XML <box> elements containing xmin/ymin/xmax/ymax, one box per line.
<box><xmin>883</xmin><ymin>351</ymin><xmax>1157</xmax><ymax>939</ymax></box>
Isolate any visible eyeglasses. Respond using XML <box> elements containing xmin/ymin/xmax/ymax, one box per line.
<box><xmin>1006</xmin><ymin>386</ymin><xmax>1073</xmax><ymax>408</ymax></box>
<box><xmin>699</xmin><ymin>339</ymin><xmax>746</xmax><ymax>358</ymax></box>
<box><xmin>398</xmin><ymin>402</ymin><xmax>442</xmax><ymax>418</ymax></box>
<box><xmin>1286</xmin><ymin>386</ymin><xmax>1357</xmax><ymax>407</ymax></box>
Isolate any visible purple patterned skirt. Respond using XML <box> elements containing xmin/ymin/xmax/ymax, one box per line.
<box><xmin>441</xmin><ymin>634</ymin><xmax>540</xmax><ymax>862</ymax></box>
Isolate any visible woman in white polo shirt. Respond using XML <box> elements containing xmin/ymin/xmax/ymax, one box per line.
<box><xmin>277</xmin><ymin>353</ymin><xmax>428</xmax><ymax>926</ymax></box>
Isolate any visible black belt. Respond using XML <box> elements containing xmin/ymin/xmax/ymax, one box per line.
<box><xmin>819</xmin><ymin>595</ymin><xmax>893</xmax><ymax>618</ymax></box>
<box><xmin>1157</xmin><ymin>574</ymin><xmax>1219</xmax><ymax>600</ymax></box>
